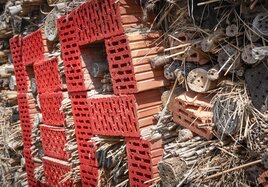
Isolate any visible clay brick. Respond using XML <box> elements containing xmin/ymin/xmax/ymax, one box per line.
<box><xmin>80</xmin><ymin>165</ymin><xmax>98</xmax><ymax>187</ymax></box>
<box><xmin>22</xmin><ymin>29</ymin><xmax>44</xmax><ymax>65</ymax></box>
<box><xmin>39</xmin><ymin>92</ymin><xmax>65</xmax><ymax>126</ymax></box>
<box><xmin>24</xmin><ymin>148</ymin><xmax>38</xmax><ymax>187</ymax></box>
<box><xmin>18</xmin><ymin>93</ymin><xmax>39</xmax><ymax>148</ymax></box>
<box><xmin>126</xmin><ymin>137</ymin><xmax>163</xmax><ymax>187</ymax></box>
<box><xmin>89</xmin><ymin>89</ymin><xmax>162</xmax><ymax>137</ymax></box>
<box><xmin>258</xmin><ymin>171</ymin><xmax>268</xmax><ymax>187</ymax></box>
<box><xmin>57</xmin><ymin>11</ymin><xmax>90</xmax><ymax>93</ymax></box>
<box><xmin>69</xmin><ymin>92</ymin><xmax>98</xmax><ymax>166</ymax></box>
<box><xmin>34</xmin><ymin>57</ymin><xmax>62</xmax><ymax>94</ymax></box>
<box><xmin>172</xmin><ymin>91</ymin><xmax>213</xmax><ymax>140</ymax></box>
<box><xmin>10</xmin><ymin>36</ymin><xmax>29</xmax><ymax>93</ymax></box>
<box><xmin>43</xmin><ymin>156</ymin><xmax>73</xmax><ymax>187</ymax></box>
<box><xmin>40</xmin><ymin>125</ymin><xmax>69</xmax><ymax>160</ymax></box>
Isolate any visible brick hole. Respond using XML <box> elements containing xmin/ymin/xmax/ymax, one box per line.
<box><xmin>80</xmin><ymin>42</ymin><xmax>113</xmax><ymax>94</ymax></box>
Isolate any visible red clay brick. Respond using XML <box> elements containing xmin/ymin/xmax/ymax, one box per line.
<box><xmin>172</xmin><ymin>91</ymin><xmax>213</xmax><ymax>139</ymax></box>
<box><xmin>89</xmin><ymin>89</ymin><xmax>162</xmax><ymax>137</ymax></box>
<box><xmin>43</xmin><ymin>156</ymin><xmax>73</xmax><ymax>187</ymax></box>
<box><xmin>126</xmin><ymin>138</ymin><xmax>163</xmax><ymax>187</ymax></box>
<box><xmin>40</xmin><ymin>125</ymin><xmax>69</xmax><ymax>160</ymax></box>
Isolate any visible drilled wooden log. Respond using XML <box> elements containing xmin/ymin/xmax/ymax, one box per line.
<box><xmin>187</xmin><ymin>67</ymin><xmax>217</xmax><ymax>93</ymax></box>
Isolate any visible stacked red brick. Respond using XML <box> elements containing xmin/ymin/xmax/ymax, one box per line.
<box><xmin>57</xmin><ymin>0</ymin><xmax>166</xmax><ymax>186</ymax></box>
<box><xmin>34</xmin><ymin>56</ymin><xmax>74</xmax><ymax>186</ymax></box>
<box><xmin>10</xmin><ymin>30</ymin><xmax>45</xmax><ymax>187</ymax></box>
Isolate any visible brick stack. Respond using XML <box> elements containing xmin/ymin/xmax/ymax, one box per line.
<box><xmin>172</xmin><ymin>91</ymin><xmax>214</xmax><ymax>140</ymax></box>
<box><xmin>33</xmin><ymin>56</ymin><xmax>74</xmax><ymax>186</ymax></box>
<box><xmin>57</xmin><ymin>0</ymin><xmax>166</xmax><ymax>186</ymax></box>
<box><xmin>10</xmin><ymin>30</ymin><xmax>45</xmax><ymax>187</ymax></box>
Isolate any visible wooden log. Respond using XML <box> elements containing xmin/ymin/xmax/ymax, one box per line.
<box><xmin>150</xmin><ymin>55</ymin><xmax>171</xmax><ymax>69</ymax></box>
<box><xmin>8</xmin><ymin>75</ymin><xmax>16</xmax><ymax>91</ymax></box>
<box><xmin>207</xmin><ymin>64</ymin><xmax>222</xmax><ymax>81</ymax></box>
<box><xmin>252</xmin><ymin>46</ymin><xmax>268</xmax><ymax>60</ymax></box>
<box><xmin>187</xmin><ymin>67</ymin><xmax>217</xmax><ymax>93</ymax></box>
<box><xmin>158</xmin><ymin>157</ymin><xmax>187</xmax><ymax>186</ymax></box>
<box><xmin>90</xmin><ymin>62</ymin><xmax>109</xmax><ymax>78</ymax></box>
<box><xmin>201</xmin><ymin>30</ymin><xmax>224</xmax><ymax>53</ymax></box>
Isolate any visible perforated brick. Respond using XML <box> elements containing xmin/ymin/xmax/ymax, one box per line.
<box><xmin>126</xmin><ymin>138</ymin><xmax>163</xmax><ymax>187</ymax></box>
<box><xmin>22</xmin><ymin>29</ymin><xmax>44</xmax><ymax>65</ymax></box>
<box><xmin>89</xmin><ymin>94</ymin><xmax>138</xmax><ymax>136</ymax></box>
<box><xmin>40</xmin><ymin>125</ymin><xmax>69</xmax><ymax>160</ymax></box>
<box><xmin>57</xmin><ymin>12</ymin><xmax>88</xmax><ymax>92</ymax></box>
<box><xmin>34</xmin><ymin>57</ymin><xmax>62</xmax><ymax>94</ymax></box>
<box><xmin>89</xmin><ymin>89</ymin><xmax>161</xmax><ymax>137</ymax></box>
<box><xmin>17</xmin><ymin>93</ymin><xmax>38</xmax><ymax>148</ymax></box>
<box><xmin>39</xmin><ymin>92</ymin><xmax>65</xmax><ymax>126</ymax></box>
<box><xmin>43</xmin><ymin>156</ymin><xmax>73</xmax><ymax>187</ymax></box>
<box><xmin>10</xmin><ymin>36</ymin><xmax>29</xmax><ymax>93</ymax></box>
<box><xmin>70</xmin><ymin>92</ymin><xmax>97</xmax><ymax>166</ymax></box>
<box><xmin>172</xmin><ymin>91</ymin><xmax>213</xmax><ymax>140</ymax></box>
<box><xmin>24</xmin><ymin>148</ymin><xmax>38</xmax><ymax>187</ymax></box>
<box><xmin>75</xmin><ymin>0</ymin><xmax>123</xmax><ymax>45</ymax></box>
<box><xmin>105</xmin><ymin>34</ymin><xmax>136</xmax><ymax>94</ymax></box>
<box><xmin>80</xmin><ymin>164</ymin><xmax>98</xmax><ymax>187</ymax></box>
<box><xmin>10</xmin><ymin>36</ymin><xmax>22</xmax><ymax>66</ymax></box>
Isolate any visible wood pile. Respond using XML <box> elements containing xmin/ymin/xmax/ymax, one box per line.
<box><xmin>140</xmin><ymin>0</ymin><xmax>268</xmax><ymax>186</ymax></box>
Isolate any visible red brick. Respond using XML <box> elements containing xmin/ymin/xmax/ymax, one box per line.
<box><xmin>23</xmin><ymin>148</ymin><xmax>38</xmax><ymax>187</ymax></box>
<box><xmin>80</xmin><ymin>165</ymin><xmax>98</xmax><ymax>187</ymax></box>
<box><xmin>22</xmin><ymin>29</ymin><xmax>44</xmax><ymax>65</ymax></box>
<box><xmin>70</xmin><ymin>92</ymin><xmax>98</xmax><ymax>166</ymax></box>
<box><xmin>89</xmin><ymin>89</ymin><xmax>162</xmax><ymax>137</ymax></box>
<box><xmin>43</xmin><ymin>156</ymin><xmax>73</xmax><ymax>187</ymax></box>
<box><xmin>126</xmin><ymin>138</ymin><xmax>163</xmax><ymax>187</ymax></box>
<box><xmin>34</xmin><ymin>57</ymin><xmax>62</xmax><ymax>94</ymax></box>
<box><xmin>172</xmin><ymin>91</ymin><xmax>213</xmax><ymax>140</ymax></box>
<box><xmin>258</xmin><ymin>171</ymin><xmax>268</xmax><ymax>187</ymax></box>
<box><xmin>39</xmin><ymin>92</ymin><xmax>65</xmax><ymax>126</ymax></box>
<box><xmin>40</xmin><ymin>125</ymin><xmax>69</xmax><ymax>160</ymax></box>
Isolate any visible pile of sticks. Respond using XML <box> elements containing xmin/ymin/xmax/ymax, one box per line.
<box><xmin>90</xmin><ymin>136</ymin><xmax>129</xmax><ymax>187</ymax></box>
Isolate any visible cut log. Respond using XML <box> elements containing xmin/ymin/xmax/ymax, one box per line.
<box><xmin>158</xmin><ymin>157</ymin><xmax>187</xmax><ymax>186</ymax></box>
<box><xmin>150</xmin><ymin>55</ymin><xmax>171</xmax><ymax>69</ymax></box>
<box><xmin>187</xmin><ymin>67</ymin><xmax>217</xmax><ymax>93</ymax></box>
